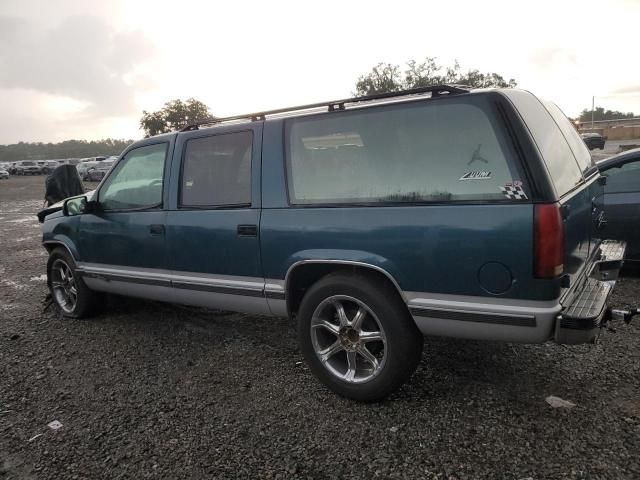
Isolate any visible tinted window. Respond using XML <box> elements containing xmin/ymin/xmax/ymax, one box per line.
<box><xmin>543</xmin><ymin>101</ymin><xmax>594</xmax><ymax>174</ymax></box>
<box><xmin>505</xmin><ymin>90</ymin><xmax>583</xmax><ymax>197</ymax></box>
<box><xmin>99</xmin><ymin>143</ymin><xmax>167</xmax><ymax>210</ymax></box>
<box><xmin>603</xmin><ymin>160</ymin><xmax>640</xmax><ymax>193</ymax></box>
<box><xmin>181</xmin><ymin>131</ymin><xmax>252</xmax><ymax>207</ymax></box>
<box><xmin>286</xmin><ymin>97</ymin><xmax>518</xmax><ymax>204</ymax></box>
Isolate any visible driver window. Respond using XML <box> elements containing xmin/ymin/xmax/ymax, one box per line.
<box><xmin>99</xmin><ymin>143</ymin><xmax>168</xmax><ymax>210</ymax></box>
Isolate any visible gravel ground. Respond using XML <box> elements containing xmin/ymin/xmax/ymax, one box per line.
<box><xmin>1</xmin><ymin>175</ymin><xmax>639</xmax><ymax>480</ymax></box>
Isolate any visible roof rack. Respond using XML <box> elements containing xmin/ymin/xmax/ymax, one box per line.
<box><xmin>180</xmin><ymin>84</ymin><xmax>470</xmax><ymax>132</ymax></box>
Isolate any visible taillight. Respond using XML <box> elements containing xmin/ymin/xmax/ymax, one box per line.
<box><xmin>534</xmin><ymin>203</ymin><xmax>565</xmax><ymax>278</ymax></box>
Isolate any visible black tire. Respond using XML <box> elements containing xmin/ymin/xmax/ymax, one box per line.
<box><xmin>297</xmin><ymin>272</ymin><xmax>423</xmax><ymax>401</ymax></box>
<box><xmin>47</xmin><ymin>247</ymin><xmax>101</xmax><ymax>318</ymax></box>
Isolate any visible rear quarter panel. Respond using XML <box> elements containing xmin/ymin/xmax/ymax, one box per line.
<box><xmin>260</xmin><ymin>119</ymin><xmax>558</xmax><ymax>301</ymax></box>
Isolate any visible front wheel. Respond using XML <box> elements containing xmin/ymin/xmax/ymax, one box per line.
<box><xmin>47</xmin><ymin>248</ymin><xmax>101</xmax><ymax>318</ymax></box>
<box><xmin>298</xmin><ymin>272</ymin><xmax>423</xmax><ymax>401</ymax></box>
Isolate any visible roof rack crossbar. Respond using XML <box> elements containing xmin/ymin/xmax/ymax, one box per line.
<box><xmin>180</xmin><ymin>84</ymin><xmax>470</xmax><ymax>132</ymax></box>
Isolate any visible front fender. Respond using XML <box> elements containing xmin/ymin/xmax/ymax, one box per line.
<box><xmin>42</xmin><ymin>215</ymin><xmax>80</xmax><ymax>261</ymax></box>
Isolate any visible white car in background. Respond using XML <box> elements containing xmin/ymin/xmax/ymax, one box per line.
<box><xmin>76</xmin><ymin>161</ymin><xmax>100</xmax><ymax>180</ymax></box>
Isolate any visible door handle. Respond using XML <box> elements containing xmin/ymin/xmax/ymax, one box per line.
<box><xmin>237</xmin><ymin>224</ymin><xmax>258</xmax><ymax>237</ymax></box>
<box><xmin>149</xmin><ymin>224</ymin><xmax>165</xmax><ymax>235</ymax></box>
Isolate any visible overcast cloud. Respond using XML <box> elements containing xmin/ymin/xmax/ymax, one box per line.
<box><xmin>1</xmin><ymin>0</ymin><xmax>640</xmax><ymax>144</ymax></box>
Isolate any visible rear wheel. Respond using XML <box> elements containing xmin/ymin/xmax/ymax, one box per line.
<box><xmin>297</xmin><ymin>272</ymin><xmax>423</xmax><ymax>401</ymax></box>
<box><xmin>47</xmin><ymin>248</ymin><xmax>101</xmax><ymax>318</ymax></box>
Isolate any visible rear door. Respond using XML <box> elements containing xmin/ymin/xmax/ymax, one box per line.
<box><xmin>504</xmin><ymin>91</ymin><xmax>597</xmax><ymax>291</ymax></box>
<box><xmin>164</xmin><ymin>124</ymin><xmax>268</xmax><ymax>315</ymax></box>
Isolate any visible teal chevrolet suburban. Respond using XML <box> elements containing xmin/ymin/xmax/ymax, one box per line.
<box><xmin>39</xmin><ymin>86</ymin><xmax>630</xmax><ymax>401</ymax></box>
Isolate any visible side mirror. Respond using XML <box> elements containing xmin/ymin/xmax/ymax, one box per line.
<box><xmin>598</xmin><ymin>175</ymin><xmax>607</xmax><ymax>186</ymax></box>
<box><xmin>63</xmin><ymin>195</ymin><xmax>89</xmax><ymax>216</ymax></box>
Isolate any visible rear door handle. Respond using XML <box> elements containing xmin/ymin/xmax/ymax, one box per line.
<box><xmin>237</xmin><ymin>224</ymin><xmax>258</xmax><ymax>237</ymax></box>
<box><xmin>149</xmin><ymin>224</ymin><xmax>165</xmax><ymax>235</ymax></box>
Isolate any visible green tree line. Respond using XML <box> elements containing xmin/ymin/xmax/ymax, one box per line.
<box><xmin>578</xmin><ymin>107</ymin><xmax>638</xmax><ymax>122</ymax></box>
<box><xmin>0</xmin><ymin>138</ymin><xmax>133</xmax><ymax>162</ymax></box>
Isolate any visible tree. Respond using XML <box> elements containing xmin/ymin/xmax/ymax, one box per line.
<box><xmin>140</xmin><ymin>98</ymin><xmax>213</xmax><ymax>137</ymax></box>
<box><xmin>354</xmin><ymin>57</ymin><xmax>517</xmax><ymax>96</ymax></box>
<box><xmin>578</xmin><ymin>107</ymin><xmax>637</xmax><ymax>122</ymax></box>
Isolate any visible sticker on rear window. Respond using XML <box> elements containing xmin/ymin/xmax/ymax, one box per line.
<box><xmin>459</xmin><ymin>171</ymin><xmax>492</xmax><ymax>181</ymax></box>
<box><xmin>500</xmin><ymin>181</ymin><xmax>527</xmax><ymax>200</ymax></box>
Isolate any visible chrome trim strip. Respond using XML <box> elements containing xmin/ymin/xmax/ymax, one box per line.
<box><xmin>76</xmin><ymin>263</ymin><xmax>265</xmax><ymax>296</ymax></box>
<box><xmin>408</xmin><ymin>305</ymin><xmax>536</xmax><ymax>327</ymax></box>
<box><xmin>404</xmin><ymin>290</ymin><xmax>560</xmax><ymax>309</ymax></box>
<box><xmin>172</xmin><ymin>281</ymin><xmax>264</xmax><ymax>297</ymax></box>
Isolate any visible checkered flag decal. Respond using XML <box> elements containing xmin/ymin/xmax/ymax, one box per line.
<box><xmin>500</xmin><ymin>183</ymin><xmax>528</xmax><ymax>200</ymax></box>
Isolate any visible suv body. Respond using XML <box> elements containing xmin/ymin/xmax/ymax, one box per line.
<box><xmin>39</xmin><ymin>87</ymin><xmax>626</xmax><ymax>400</ymax></box>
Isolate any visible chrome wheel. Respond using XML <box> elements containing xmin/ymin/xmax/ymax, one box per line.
<box><xmin>50</xmin><ymin>259</ymin><xmax>77</xmax><ymax>313</ymax></box>
<box><xmin>310</xmin><ymin>295</ymin><xmax>387</xmax><ymax>384</ymax></box>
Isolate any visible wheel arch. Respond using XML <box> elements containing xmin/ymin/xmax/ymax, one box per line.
<box><xmin>284</xmin><ymin>260</ymin><xmax>407</xmax><ymax>318</ymax></box>
<box><xmin>43</xmin><ymin>240</ymin><xmax>78</xmax><ymax>262</ymax></box>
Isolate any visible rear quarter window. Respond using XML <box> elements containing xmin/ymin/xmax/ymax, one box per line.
<box><xmin>504</xmin><ymin>90</ymin><xmax>584</xmax><ymax>197</ymax></box>
<box><xmin>285</xmin><ymin>96</ymin><xmax>521</xmax><ymax>205</ymax></box>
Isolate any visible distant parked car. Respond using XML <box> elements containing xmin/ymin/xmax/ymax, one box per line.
<box><xmin>15</xmin><ymin>161</ymin><xmax>40</xmax><ymax>175</ymax></box>
<box><xmin>86</xmin><ymin>159</ymin><xmax>116</xmax><ymax>182</ymax></box>
<box><xmin>597</xmin><ymin>148</ymin><xmax>640</xmax><ymax>261</ymax></box>
<box><xmin>581</xmin><ymin>132</ymin><xmax>606</xmax><ymax>150</ymax></box>
<box><xmin>77</xmin><ymin>161</ymin><xmax>99</xmax><ymax>180</ymax></box>
<box><xmin>0</xmin><ymin>168</ymin><xmax>9</xmax><ymax>180</ymax></box>
<box><xmin>41</xmin><ymin>160</ymin><xmax>60</xmax><ymax>175</ymax></box>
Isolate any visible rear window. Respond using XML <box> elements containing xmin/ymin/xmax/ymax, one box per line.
<box><xmin>180</xmin><ymin>131</ymin><xmax>252</xmax><ymax>207</ymax></box>
<box><xmin>505</xmin><ymin>90</ymin><xmax>583</xmax><ymax>197</ymax></box>
<box><xmin>286</xmin><ymin>96</ymin><xmax>520</xmax><ymax>204</ymax></box>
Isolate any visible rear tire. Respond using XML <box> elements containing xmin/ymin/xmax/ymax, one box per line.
<box><xmin>297</xmin><ymin>272</ymin><xmax>423</xmax><ymax>401</ymax></box>
<box><xmin>47</xmin><ymin>247</ymin><xmax>101</xmax><ymax>318</ymax></box>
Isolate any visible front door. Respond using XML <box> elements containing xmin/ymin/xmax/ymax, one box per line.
<box><xmin>78</xmin><ymin>140</ymin><xmax>172</xmax><ymax>298</ymax></box>
<box><xmin>165</xmin><ymin>124</ymin><xmax>268</xmax><ymax>315</ymax></box>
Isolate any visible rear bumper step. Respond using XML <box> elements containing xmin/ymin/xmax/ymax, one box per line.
<box><xmin>590</xmin><ymin>240</ymin><xmax>626</xmax><ymax>281</ymax></box>
<box><xmin>555</xmin><ymin>240</ymin><xmax>626</xmax><ymax>344</ymax></box>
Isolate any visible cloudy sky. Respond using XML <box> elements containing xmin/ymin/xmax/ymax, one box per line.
<box><xmin>1</xmin><ymin>0</ymin><xmax>639</xmax><ymax>144</ymax></box>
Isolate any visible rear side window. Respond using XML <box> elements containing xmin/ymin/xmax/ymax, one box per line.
<box><xmin>286</xmin><ymin>97</ymin><xmax>519</xmax><ymax>204</ymax></box>
<box><xmin>180</xmin><ymin>131</ymin><xmax>252</xmax><ymax>207</ymax></box>
<box><xmin>505</xmin><ymin>90</ymin><xmax>583</xmax><ymax>197</ymax></box>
